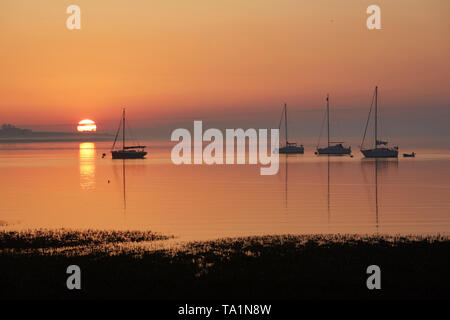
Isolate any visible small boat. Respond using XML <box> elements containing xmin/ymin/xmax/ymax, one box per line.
<box><xmin>277</xmin><ymin>103</ymin><xmax>304</xmax><ymax>154</ymax></box>
<box><xmin>316</xmin><ymin>94</ymin><xmax>351</xmax><ymax>156</ymax></box>
<box><xmin>111</xmin><ymin>108</ymin><xmax>147</xmax><ymax>159</ymax></box>
<box><xmin>403</xmin><ymin>152</ymin><xmax>415</xmax><ymax>158</ymax></box>
<box><xmin>360</xmin><ymin>86</ymin><xmax>398</xmax><ymax>158</ymax></box>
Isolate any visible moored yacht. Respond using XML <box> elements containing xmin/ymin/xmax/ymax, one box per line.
<box><xmin>316</xmin><ymin>94</ymin><xmax>351</xmax><ymax>156</ymax></box>
<box><xmin>278</xmin><ymin>103</ymin><xmax>304</xmax><ymax>154</ymax></box>
<box><xmin>111</xmin><ymin>108</ymin><xmax>147</xmax><ymax>159</ymax></box>
<box><xmin>360</xmin><ymin>86</ymin><xmax>398</xmax><ymax>158</ymax></box>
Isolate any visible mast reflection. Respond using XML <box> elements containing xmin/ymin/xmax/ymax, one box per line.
<box><xmin>122</xmin><ymin>159</ymin><xmax>126</xmax><ymax>210</ymax></box>
<box><xmin>327</xmin><ymin>156</ymin><xmax>330</xmax><ymax>224</ymax></box>
<box><xmin>112</xmin><ymin>159</ymin><xmax>128</xmax><ymax>212</ymax></box>
<box><xmin>361</xmin><ymin>158</ymin><xmax>398</xmax><ymax>232</ymax></box>
<box><xmin>285</xmin><ymin>155</ymin><xmax>288</xmax><ymax>209</ymax></box>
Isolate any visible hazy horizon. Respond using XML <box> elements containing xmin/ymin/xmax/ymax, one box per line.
<box><xmin>5</xmin><ymin>104</ymin><xmax>450</xmax><ymax>141</ymax></box>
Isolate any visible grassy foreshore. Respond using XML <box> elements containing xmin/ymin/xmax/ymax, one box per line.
<box><xmin>0</xmin><ymin>229</ymin><xmax>449</xmax><ymax>299</ymax></box>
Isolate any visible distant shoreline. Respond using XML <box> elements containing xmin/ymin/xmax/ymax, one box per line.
<box><xmin>0</xmin><ymin>124</ymin><xmax>113</xmax><ymax>143</ymax></box>
<box><xmin>0</xmin><ymin>137</ymin><xmax>113</xmax><ymax>143</ymax></box>
<box><xmin>0</xmin><ymin>133</ymin><xmax>113</xmax><ymax>144</ymax></box>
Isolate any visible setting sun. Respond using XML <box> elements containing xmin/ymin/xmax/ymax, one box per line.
<box><xmin>77</xmin><ymin>119</ymin><xmax>97</xmax><ymax>132</ymax></box>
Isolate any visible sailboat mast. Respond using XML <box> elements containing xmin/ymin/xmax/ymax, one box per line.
<box><xmin>122</xmin><ymin>108</ymin><xmax>125</xmax><ymax>150</ymax></box>
<box><xmin>284</xmin><ymin>103</ymin><xmax>288</xmax><ymax>146</ymax></box>
<box><xmin>327</xmin><ymin>94</ymin><xmax>330</xmax><ymax>147</ymax></box>
<box><xmin>374</xmin><ymin>86</ymin><xmax>378</xmax><ymax>148</ymax></box>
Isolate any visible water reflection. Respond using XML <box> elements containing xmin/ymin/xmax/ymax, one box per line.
<box><xmin>112</xmin><ymin>159</ymin><xmax>128</xmax><ymax>211</ymax></box>
<box><xmin>361</xmin><ymin>159</ymin><xmax>399</xmax><ymax>232</ymax></box>
<box><xmin>284</xmin><ymin>155</ymin><xmax>288</xmax><ymax>209</ymax></box>
<box><xmin>282</xmin><ymin>154</ymin><xmax>298</xmax><ymax>209</ymax></box>
<box><xmin>327</xmin><ymin>157</ymin><xmax>330</xmax><ymax>225</ymax></box>
<box><xmin>79</xmin><ymin>142</ymin><xmax>96</xmax><ymax>190</ymax></box>
<box><xmin>111</xmin><ymin>159</ymin><xmax>148</xmax><ymax>220</ymax></box>
<box><xmin>325</xmin><ymin>157</ymin><xmax>339</xmax><ymax>229</ymax></box>
<box><xmin>122</xmin><ymin>160</ymin><xmax>126</xmax><ymax>210</ymax></box>
<box><xmin>3</xmin><ymin>142</ymin><xmax>448</xmax><ymax>237</ymax></box>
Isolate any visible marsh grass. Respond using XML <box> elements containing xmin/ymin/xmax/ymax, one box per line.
<box><xmin>0</xmin><ymin>228</ymin><xmax>171</xmax><ymax>251</ymax></box>
<box><xmin>1</xmin><ymin>231</ymin><xmax>449</xmax><ymax>299</ymax></box>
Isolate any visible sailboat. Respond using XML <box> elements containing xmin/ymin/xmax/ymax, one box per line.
<box><xmin>316</xmin><ymin>94</ymin><xmax>351</xmax><ymax>155</ymax></box>
<box><xmin>278</xmin><ymin>103</ymin><xmax>304</xmax><ymax>154</ymax></box>
<box><xmin>360</xmin><ymin>86</ymin><xmax>398</xmax><ymax>158</ymax></box>
<box><xmin>111</xmin><ymin>108</ymin><xmax>147</xmax><ymax>159</ymax></box>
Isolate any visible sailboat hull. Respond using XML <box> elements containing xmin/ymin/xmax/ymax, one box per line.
<box><xmin>361</xmin><ymin>148</ymin><xmax>398</xmax><ymax>158</ymax></box>
<box><xmin>111</xmin><ymin>150</ymin><xmax>147</xmax><ymax>159</ymax></box>
<box><xmin>317</xmin><ymin>145</ymin><xmax>351</xmax><ymax>155</ymax></box>
<box><xmin>278</xmin><ymin>146</ymin><xmax>304</xmax><ymax>154</ymax></box>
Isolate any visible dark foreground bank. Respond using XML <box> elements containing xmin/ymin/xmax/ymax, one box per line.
<box><xmin>0</xmin><ymin>230</ymin><xmax>449</xmax><ymax>299</ymax></box>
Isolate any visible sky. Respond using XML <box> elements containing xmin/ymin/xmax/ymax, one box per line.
<box><xmin>0</xmin><ymin>0</ymin><xmax>449</xmax><ymax>139</ymax></box>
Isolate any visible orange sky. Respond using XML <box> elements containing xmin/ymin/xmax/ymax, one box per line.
<box><xmin>0</xmin><ymin>0</ymin><xmax>449</xmax><ymax>132</ymax></box>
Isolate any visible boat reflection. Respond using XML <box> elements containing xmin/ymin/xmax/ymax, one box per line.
<box><xmin>284</xmin><ymin>155</ymin><xmax>288</xmax><ymax>208</ymax></box>
<box><xmin>327</xmin><ymin>156</ymin><xmax>330</xmax><ymax>224</ymax></box>
<box><xmin>122</xmin><ymin>160</ymin><xmax>126</xmax><ymax>210</ymax></box>
<box><xmin>112</xmin><ymin>159</ymin><xmax>127</xmax><ymax>211</ymax></box>
<box><xmin>324</xmin><ymin>157</ymin><xmax>342</xmax><ymax>228</ymax></box>
<box><xmin>79</xmin><ymin>142</ymin><xmax>96</xmax><ymax>190</ymax></box>
<box><xmin>281</xmin><ymin>154</ymin><xmax>297</xmax><ymax>209</ymax></box>
<box><xmin>361</xmin><ymin>158</ymin><xmax>398</xmax><ymax>232</ymax></box>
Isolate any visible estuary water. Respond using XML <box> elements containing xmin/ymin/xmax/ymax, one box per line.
<box><xmin>1</xmin><ymin>141</ymin><xmax>449</xmax><ymax>241</ymax></box>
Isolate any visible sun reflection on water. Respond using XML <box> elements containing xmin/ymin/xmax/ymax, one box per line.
<box><xmin>79</xmin><ymin>142</ymin><xmax>96</xmax><ymax>190</ymax></box>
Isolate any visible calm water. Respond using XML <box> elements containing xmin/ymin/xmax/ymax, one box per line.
<box><xmin>1</xmin><ymin>141</ymin><xmax>450</xmax><ymax>240</ymax></box>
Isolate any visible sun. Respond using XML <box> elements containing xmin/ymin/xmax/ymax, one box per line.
<box><xmin>77</xmin><ymin>119</ymin><xmax>97</xmax><ymax>132</ymax></box>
